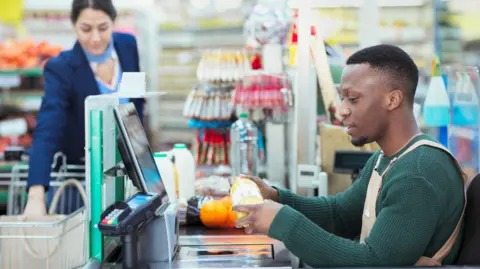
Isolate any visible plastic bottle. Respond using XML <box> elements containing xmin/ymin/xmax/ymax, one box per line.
<box><xmin>230</xmin><ymin>113</ymin><xmax>259</xmax><ymax>177</ymax></box>
<box><xmin>230</xmin><ymin>176</ymin><xmax>264</xmax><ymax>219</ymax></box>
<box><xmin>172</xmin><ymin>144</ymin><xmax>196</xmax><ymax>201</ymax></box>
<box><xmin>154</xmin><ymin>152</ymin><xmax>177</xmax><ymax>202</ymax></box>
<box><xmin>452</xmin><ymin>72</ymin><xmax>479</xmax><ymax>126</ymax></box>
<box><xmin>423</xmin><ymin>58</ymin><xmax>450</xmax><ymax>127</ymax></box>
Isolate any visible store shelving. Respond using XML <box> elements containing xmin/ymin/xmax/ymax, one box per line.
<box><xmin>290</xmin><ymin>0</ymin><xmax>435</xmax><ymax>70</ymax></box>
<box><xmin>153</xmin><ymin>5</ymin><xmax>247</xmax><ymax>148</ymax></box>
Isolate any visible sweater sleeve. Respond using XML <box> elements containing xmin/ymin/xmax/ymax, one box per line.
<box><xmin>274</xmin><ymin>153</ymin><xmax>377</xmax><ymax>237</ymax></box>
<box><xmin>268</xmin><ymin>176</ymin><xmax>441</xmax><ymax>267</ymax></box>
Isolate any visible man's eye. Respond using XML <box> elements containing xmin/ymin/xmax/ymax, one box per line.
<box><xmin>348</xmin><ymin>97</ymin><xmax>358</xmax><ymax>103</ymax></box>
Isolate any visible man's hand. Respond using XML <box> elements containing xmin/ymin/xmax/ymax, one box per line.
<box><xmin>234</xmin><ymin>175</ymin><xmax>279</xmax><ymax>202</ymax></box>
<box><xmin>233</xmin><ymin>200</ymin><xmax>284</xmax><ymax>235</ymax></box>
<box><xmin>23</xmin><ymin>185</ymin><xmax>47</xmax><ymax>217</ymax></box>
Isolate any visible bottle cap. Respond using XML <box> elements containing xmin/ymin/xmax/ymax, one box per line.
<box><xmin>174</xmin><ymin>144</ymin><xmax>187</xmax><ymax>149</ymax></box>
<box><xmin>239</xmin><ymin>113</ymin><xmax>248</xmax><ymax>118</ymax></box>
<box><xmin>154</xmin><ymin>152</ymin><xmax>168</xmax><ymax>158</ymax></box>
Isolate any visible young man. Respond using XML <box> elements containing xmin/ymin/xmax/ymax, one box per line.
<box><xmin>234</xmin><ymin>44</ymin><xmax>467</xmax><ymax>267</ymax></box>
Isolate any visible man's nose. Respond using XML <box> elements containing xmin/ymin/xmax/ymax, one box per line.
<box><xmin>339</xmin><ymin>101</ymin><xmax>350</xmax><ymax>119</ymax></box>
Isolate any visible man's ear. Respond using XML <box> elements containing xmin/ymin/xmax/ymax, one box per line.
<box><xmin>387</xmin><ymin>90</ymin><xmax>403</xmax><ymax>111</ymax></box>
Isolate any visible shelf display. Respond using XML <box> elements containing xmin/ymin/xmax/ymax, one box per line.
<box><xmin>243</xmin><ymin>3</ymin><xmax>290</xmax><ymax>49</ymax></box>
<box><xmin>301</xmin><ymin>3</ymin><xmax>435</xmax><ymax>70</ymax></box>
<box><xmin>233</xmin><ymin>73</ymin><xmax>291</xmax><ymax>108</ymax></box>
<box><xmin>196</xmin><ymin>49</ymin><xmax>251</xmax><ymax>83</ymax></box>
<box><xmin>445</xmin><ymin>66</ymin><xmax>480</xmax><ymax>178</ymax></box>
<box><xmin>0</xmin><ymin>105</ymin><xmax>36</xmax><ymax>155</ymax></box>
<box><xmin>0</xmin><ymin>39</ymin><xmax>62</xmax><ymax>70</ymax></box>
<box><xmin>183</xmin><ymin>83</ymin><xmax>235</xmax><ymax>122</ymax></box>
<box><xmin>195</xmin><ymin>129</ymin><xmax>230</xmax><ymax>166</ymax></box>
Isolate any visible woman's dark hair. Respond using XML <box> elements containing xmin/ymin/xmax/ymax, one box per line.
<box><xmin>71</xmin><ymin>0</ymin><xmax>117</xmax><ymax>23</ymax></box>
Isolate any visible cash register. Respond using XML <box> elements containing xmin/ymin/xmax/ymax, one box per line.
<box><xmin>98</xmin><ymin>103</ymin><xmax>178</xmax><ymax>269</ymax></box>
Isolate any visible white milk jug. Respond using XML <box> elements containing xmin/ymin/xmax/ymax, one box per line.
<box><xmin>154</xmin><ymin>152</ymin><xmax>177</xmax><ymax>203</ymax></box>
<box><xmin>172</xmin><ymin>144</ymin><xmax>196</xmax><ymax>201</ymax></box>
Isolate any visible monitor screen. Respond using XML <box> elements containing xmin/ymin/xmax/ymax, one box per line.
<box><xmin>114</xmin><ymin>103</ymin><xmax>169</xmax><ymax>204</ymax></box>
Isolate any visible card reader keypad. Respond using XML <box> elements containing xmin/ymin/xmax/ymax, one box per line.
<box><xmin>102</xmin><ymin>209</ymin><xmax>124</xmax><ymax>225</ymax></box>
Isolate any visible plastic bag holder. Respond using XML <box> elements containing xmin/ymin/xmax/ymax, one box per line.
<box><xmin>103</xmin><ymin>162</ymin><xmax>127</xmax><ymax>178</ymax></box>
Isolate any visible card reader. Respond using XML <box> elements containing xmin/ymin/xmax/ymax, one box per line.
<box><xmin>98</xmin><ymin>193</ymin><xmax>163</xmax><ymax>269</ymax></box>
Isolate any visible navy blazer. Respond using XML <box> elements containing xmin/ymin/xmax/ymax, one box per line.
<box><xmin>27</xmin><ymin>32</ymin><xmax>145</xmax><ymax>189</ymax></box>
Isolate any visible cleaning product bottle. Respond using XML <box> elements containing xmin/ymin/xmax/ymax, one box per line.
<box><xmin>452</xmin><ymin>72</ymin><xmax>479</xmax><ymax>126</ymax></box>
<box><xmin>172</xmin><ymin>144</ymin><xmax>196</xmax><ymax>201</ymax></box>
<box><xmin>154</xmin><ymin>152</ymin><xmax>177</xmax><ymax>202</ymax></box>
<box><xmin>423</xmin><ymin>57</ymin><xmax>451</xmax><ymax>127</ymax></box>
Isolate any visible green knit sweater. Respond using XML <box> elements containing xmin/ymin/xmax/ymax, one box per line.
<box><xmin>269</xmin><ymin>134</ymin><xmax>464</xmax><ymax>267</ymax></box>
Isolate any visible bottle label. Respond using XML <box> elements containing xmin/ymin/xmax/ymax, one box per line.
<box><xmin>231</xmin><ymin>183</ymin><xmax>262</xmax><ymax>206</ymax></box>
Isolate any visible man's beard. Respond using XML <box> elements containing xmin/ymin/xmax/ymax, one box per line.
<box><xmin>351</xmin><ymin>136</ymin><xmax>369</xmax><ymax>147</ymax></box>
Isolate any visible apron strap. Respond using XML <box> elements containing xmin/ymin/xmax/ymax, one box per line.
<box><xmin>388</xmin><ymin>139</ymin><xmax>469</xmax><ymax>263</ymax></box>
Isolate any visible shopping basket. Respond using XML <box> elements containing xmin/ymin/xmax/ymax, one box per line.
<box><xmin>0</xmin><ymin>177</ymin><xmax>87</xmax><ymax>269</ymax></box>
<box><xmin>5</xmin><ymin>152</ymin><xmax>86</xmax><ymax>216</ymax></box>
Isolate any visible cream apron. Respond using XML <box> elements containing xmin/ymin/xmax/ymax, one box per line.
<box><xmin>359</xmin><ymin>139</ymin><xmax>469</xmax><ymax>266</ymax></box>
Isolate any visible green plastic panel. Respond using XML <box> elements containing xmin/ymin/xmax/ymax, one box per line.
<box><xmin>114</xmin><ymin>126</ymin><xmax>124</xmax><ymax>202</ymax></box>
<box><xmin>89</xmin><ymin>110</ymin><xmax>104</xmax><ymax>260</ymax></box>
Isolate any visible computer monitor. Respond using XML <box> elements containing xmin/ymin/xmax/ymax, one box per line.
<box><xmin>113</xmin><ymin>103</ymin><xmax>169</xmax><ymax>204</ymax></box>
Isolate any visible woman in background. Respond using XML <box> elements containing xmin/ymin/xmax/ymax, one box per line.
<box><xmin>24</xmin><ymin>0</ymin><xmax>145</xmax><ymax>216</ymax></box>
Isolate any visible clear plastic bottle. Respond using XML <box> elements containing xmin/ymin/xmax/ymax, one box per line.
<box><xmin>230</xmin><ymin>113</ymin><xmax>259</xmax><ymax>177</ymax></box>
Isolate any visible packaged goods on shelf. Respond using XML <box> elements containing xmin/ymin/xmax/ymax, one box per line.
<box><xmin>183</xmin><ymin>83</ymin><xmax>235</xmax><ymax>122</ymax></box>
<box><xmin>195</xmin><ymin>129</ymin><xmax>230</xmax><ymax>166</ymax></box>
<box><xmin>196</xmin><ymin>49</ymin><xmax>251</xmax><ymax>83</ymax></box>
<box><xmin>233</xmin><ymin>73</ymin><xmax>291</xmax><ymax>108</ymax></box>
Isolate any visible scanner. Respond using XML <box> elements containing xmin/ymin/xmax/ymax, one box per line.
<box><xmin>98</xmin><ymin>193</ymin><xmax>163</xmax><ymax>269</ymax></box>
<box><xmin>333</xmin><ymin>150</ymin><xmax>375</xmax><ymax>182</ymax></box>
<box><xmin>97</xmin><ymin>103</ymin><xmax>178</xmax><ymax>269</ymax></box>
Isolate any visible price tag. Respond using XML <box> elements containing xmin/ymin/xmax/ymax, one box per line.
<box><xmin>0</xmin><ymin>75</ymin><xmax>21</xmax><ymax>88</ymax></box>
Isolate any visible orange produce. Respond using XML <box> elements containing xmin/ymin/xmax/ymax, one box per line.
<box><xmin>221</xmin><ymin>196</ymin><xmax>237</xmax><ymax>228</ymax></box>
<box><xmin>0</xmin><ymin>39</ymin><xmax>63</xmax><ymax>70</ymax></box>
<box><xmin>200</xmin><ymin>196</ymin><xmax>238</xmax><ymax>229</ymax></box>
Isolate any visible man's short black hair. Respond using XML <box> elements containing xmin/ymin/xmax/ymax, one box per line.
<box><xmin>346</xmin><ymin>44</ymin><xmax>419</xmax><ymax>104</ymax></box>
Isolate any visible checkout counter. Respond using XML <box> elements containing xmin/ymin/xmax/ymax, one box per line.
<box><xmin>85</xmin><ymin>103</ymin><xmax>293</xmax><ymax>269</ymax></box>
<box><xmin>83</xmin><ymin>101</ymin><xmax>480</xmax><ymax>269</ymax></box>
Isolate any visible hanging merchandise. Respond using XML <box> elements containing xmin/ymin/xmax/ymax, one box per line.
<box><xmin>232</xmin><ymin>73</ymin><xmax>293</xmax><ymax>123</ymax></box>
<box><xmin>243</xmin><ymin>3</ymin><xmax>290</xmax><ymax>49</ymax></box>
<box><xmin>250</xmin><ymin>52</ymin><xmax>263</xmax><ymax>70</ymax></box>
<box><xmin>183</xmin><ymin>83</ymin><xmax>235</xmax><ymax>123</ymax></box>
<box><xmin>195</xmin><ymin>129</ymin><xmax>230</xmax><ymax>167</ymax></box>
<box><xmin>452</xmin><ymin>71</ymin><xmax>479</xmax><ymax>126</ymax></box>
<box><xmin>196</xmin><ymin>49</ymin><xmax>251</xmax><ymax>83</ymax></box>
<box><xmin>423</xmin><ymin>58</ymin><xmax>451</xmax><ymax>127</ymax></box>
<box><xmin>233</xmin><ymin>73</ymin><xmax>291</xmax><ymax>108</ymax></box>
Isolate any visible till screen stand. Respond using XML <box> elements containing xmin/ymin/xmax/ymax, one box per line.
<box><xmin>98</xmin><ymin>193</ymin><xmax>163</xmax><ymax>269</ymax></box>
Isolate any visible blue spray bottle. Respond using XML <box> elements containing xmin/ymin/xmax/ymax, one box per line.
<box><xmin>423</xmin><ymin>57</ymin><xmax>450</xmax><ymax>127</ymax></box>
